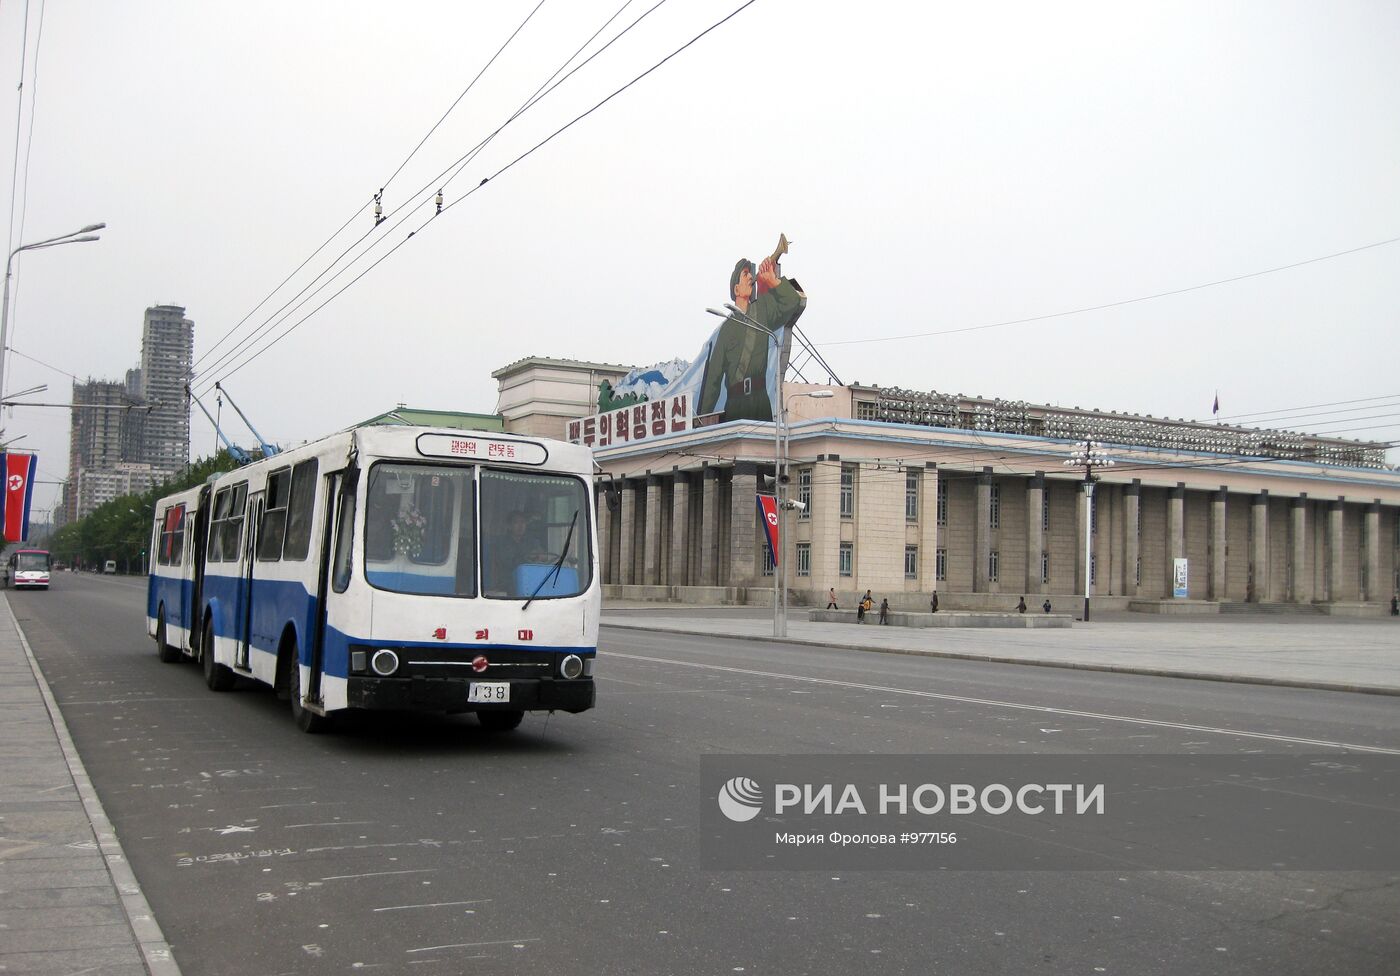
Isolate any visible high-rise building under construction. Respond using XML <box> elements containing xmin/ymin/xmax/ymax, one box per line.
<box><xmin>136</xmin><ymin>304</ymin><xmax>194</xmax><ymax>477</ymax></box>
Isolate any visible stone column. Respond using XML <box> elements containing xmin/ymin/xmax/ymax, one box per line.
<box><xmin>1291</xmin><ymin>494</ymin><xmax>1310</xmax><ymax>604</ymax></box>
<box><xmin>1167</xmin><ymin>484</ymin><xmax>1185</xmax><ymax>597</ymax></box>
<box><xmin>1074</xmin><ymin>481</ymin><xmax>1088</xmax><ymax>596</ymax></box>
<box><xmin>1209</xmin><ymin>487</ymin><xmax>1227</xmax><ymax>601</ymax></box>
<box><xmin>919</xmin><ymin>462</ymin><xmax>939</xmax><ymax>594</ymax></box>
<box><xmin>727</xmin><ymin>461</ymin><xmax>759</xmax><ymax>586</ymax></box>
<box><xmin>618</xmin><ymin>480</ymin><xmax>638</xmax><ymax>586</ymax></box>
<box><xmin>974</xmin><ymin>468</ymin><xmax>992</xmax><ymax>592</ymax></box>
<box><xmin>596</xmin><ymin>486</ymin><xmax>613</xmax><ymax>585</ymax></box>
<box><xmin>642</xmin><ymin>475</ymin><xmax>662</xmax><ymax>586</ymax></box>
<box><xmin>1365</xmin><ymin>501</ymin><xmax>1381</xmax><ymax>602</ymax></box>
<box><xmin>669</xmin><ymin>469</ymin><xmax>691</xmax><ymax>587</ymax></box>
<box><xmin>1328</xmin><ymin>499</ymin><xmax>1345</xmax><ymax>601</ymax></box>
<box><xmin>1026</xmin><ymin>472</ymin><xmax>1044</xmax><ymax>594</ymax></box>
<box><xmin>1250</xmin><ymin>491</ymin><xmax>1269</xmax><ymax>603</ymax></box>
<box><xmin>699</xmin><ymin>465</ymin><xmax>719</xmax><ymax>586</ymax></box>
<box><xmin>1123</xmin><ymin>480</ymin><xmax>1140</xmax><ymax>597</ymax></box>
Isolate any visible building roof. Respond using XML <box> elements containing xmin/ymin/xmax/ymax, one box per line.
<box><xmin>490</xmin><ymin>355</ymin><xmax>634</xmax><ymax>379</ymax></box>
<box><xmin>355</xmin><ymin>407</ymin><xmax>505</xmax><ymax>431</ymax></box>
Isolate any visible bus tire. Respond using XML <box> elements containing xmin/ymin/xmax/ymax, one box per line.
<box><xmin>202</xmin><ymin>618</ymin><xmax>236</xmax><ymax>692</ymax></box>
<box><xmin>155</xmin><ymin>609</ymin><xmax>180</xmax><ymax>664</ymax></box>
<box><xmin>477</xmin><ymin>710</ymin><xmax>524</xmax><ymax>732</ymax></box>
<box><xmin>288</xmin><ymin>655</ymin><xmax>329</xmax><ymax>734</ymax></box>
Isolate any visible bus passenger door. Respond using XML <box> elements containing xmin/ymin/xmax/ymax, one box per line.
<box><xmin>189</xmin><ymin>486</ymin><xmax>211</xmax><ymax>648</ymax></box>
<box><xmin>237</xmin><ymin>493</ymin><xmax>264</xmax><ymax>671</ymax></box>
<box><xmin>307</xmin><ymin>472</ymin><xmax>344</xmax><ymax>705</ymax></box>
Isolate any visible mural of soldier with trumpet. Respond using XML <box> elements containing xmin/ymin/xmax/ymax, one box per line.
<box><xmin>697</xmin><ymin>233</ymin><xmax>807</xmax><ymax>423</ymax></box>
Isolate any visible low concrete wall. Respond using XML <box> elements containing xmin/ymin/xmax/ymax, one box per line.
<box><xmin>1128</xmin><ymin>600</ymin><xmax>1220</xmax><ymax>615</ymax></box>
<box><xmin>809</xmin><ymin>609</ymin><xmax>1072</xmax><ymax>629</ymax></box>
<box><xmin>603</xmin><ymin>584</ymin><xmax>750</xmax><ymax>605</ymax></box>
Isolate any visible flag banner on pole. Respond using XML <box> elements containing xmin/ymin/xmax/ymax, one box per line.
<box><xmin>0</xmin><ymin>453</ymin><xmax>38</xmax><ymax>542</ymax></box>
<box><xmin>756</xmin><ymin>493</ymin><xmax>779</xmax><ymax>568</ymax></box>
<box><xmin>1212</xmin><ymin>391</ymin><xmax>1219</xmax><ymax>416</ymax></box>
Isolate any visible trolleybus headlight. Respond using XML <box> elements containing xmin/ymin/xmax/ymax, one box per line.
<box><xmin>370</xmin><ymin>649</ymin><xmax>400</xmax><ymax>677</ymax></box>
<box><xmin>560</xmin><ymin>654</ymin><xmax>584</xmax><ymax>679</ymax></box>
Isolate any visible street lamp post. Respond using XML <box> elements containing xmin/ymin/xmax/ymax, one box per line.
<box><xmin>1</xmin><ymin>223</ymin><xmax>105</xmax><ymax>407</ymax></box>
<box><xmin>1064</xmin><ymin>440</ymin><xmax>1114</xmax><ymax>622</ymax></box>
<box><xmin>705</xmin><ymin>304</ymin><xmax>793</xmax><ymax>638</ymax></box>
<box><xmin>778</xmin><ymin>389</ymin><xmax>834</xmax><ymax>635</ymax></box>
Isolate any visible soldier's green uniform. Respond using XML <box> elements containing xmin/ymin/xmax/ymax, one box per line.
<box><xmin>698</xmin><ymin>278</ymin><xmax>806</xmax><ymax>422</ymax></box>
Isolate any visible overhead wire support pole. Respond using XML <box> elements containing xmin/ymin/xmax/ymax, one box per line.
<box><xmin>186</xmin><ymin>385</ymin><xmax>251</xmax><ymax>466</ymax></box>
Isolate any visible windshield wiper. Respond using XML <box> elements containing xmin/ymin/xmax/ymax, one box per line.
<box><xmin>523</xmin><ymin>509</ymin><xmax>579</xmax><ymax>611</ymax></box>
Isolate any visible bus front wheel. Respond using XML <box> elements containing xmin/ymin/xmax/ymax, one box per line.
<box><xmin>288</xmin><ymin>657</ymin><xmax>329</xmax><ymax>734</ymax></box>
<box><xmin>477</xmin><ymin>710</ymin><xmax>524</xmax><ymax>732</ymax></box>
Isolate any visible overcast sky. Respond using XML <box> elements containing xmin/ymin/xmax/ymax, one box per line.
<box><xmin>3</xmin><ymin>1</ymin><xmax>1398</xmax><ymax>515</ymax></box>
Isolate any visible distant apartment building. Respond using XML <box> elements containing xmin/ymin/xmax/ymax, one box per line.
<box><xmin>61</xmin><ymin>305</ymin><xmax>195</xmax><ymax>522</ymax></box>
<box><xmin>136</xmin><ymin>305</ymin><xmax>194</xmax><ymax>476</ymax></box>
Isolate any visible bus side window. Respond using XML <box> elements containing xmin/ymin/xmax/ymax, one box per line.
<box><xmin>283</xmin><ymin>459</ymin><xmax>319</xmax><ymax>561</ymax></box>
<box><xmin>258</xmin><ymin>468</ymin><xmax>291</xmax><ymax>562</ymax></box>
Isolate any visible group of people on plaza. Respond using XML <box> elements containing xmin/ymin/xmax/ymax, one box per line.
<box><xmin>827</xmin><ymin>586</ymin><xmax>1055</xmax><ymax>623</ymax></box>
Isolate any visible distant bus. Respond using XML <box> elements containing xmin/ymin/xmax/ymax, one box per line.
<box><xmin>8</xmin><ymin>549</ymin><xmax>51</xmax><ymax>589</ymax></box>
<box><xmin>146</xmin><ymin>425</ymin><xmax>598</xmax><ymax>733</ymax></box>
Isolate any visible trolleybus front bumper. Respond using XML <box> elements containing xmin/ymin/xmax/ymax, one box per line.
<box><xmin>346</xmin><ymin>675</ymin><xmax>595</xmax><ymax>714</ymax></box>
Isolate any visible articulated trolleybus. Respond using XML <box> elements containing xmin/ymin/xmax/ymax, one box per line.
<box><xmin>146</xmin><ymin>426</ymin><xmax>598</xmax><ymax>732</ymax></box>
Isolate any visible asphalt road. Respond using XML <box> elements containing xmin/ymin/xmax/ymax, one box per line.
<box><xmin>12</xmin><ymin>573</ymin><xmax>1400</xmax><ymax>975</ymax></box>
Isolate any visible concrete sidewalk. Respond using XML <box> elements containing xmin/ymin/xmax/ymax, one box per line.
<box><xmin>0</xmin><ymin>594</ymin><xmax>180</xmax><ymax>975</ymax></box>
<box><xmin>601</xmin><ymin>605</ymin><xmax>1400</xmax><ymax>696</ymax></box>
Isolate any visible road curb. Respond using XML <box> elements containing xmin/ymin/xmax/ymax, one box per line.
<box><xmin>4</xmin><ymin>595</ymin><xmax>185</xmax><ymax>976</ymax></box>
<box><xmin>600</xmin><ymin>621</ymin><xmax>1400</xmax><ymax>698</ymax></box>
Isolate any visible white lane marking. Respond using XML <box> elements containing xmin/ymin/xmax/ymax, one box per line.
<box><xmin>374</xmin><ymin>900</ymin><xmax>492</xmax><ymax>912</ymax></box>
<box><xmin>607</xmin><ymin>652</ymin><xmax>1400</xmax><ymax>755</ymax></box>
<box><xmin>407</xmin><ymin>939</ymin><xmax>539</xmax><ymax>953</ymax></box>
<box><xmin>285</xmin><ymin>821</ymin><xmax>374</xmax><ymax>829</ymax></box>
<box><xmin>321</xmin><ymin>869</ymin><xmax>437</xmax><ymax>881</ymax></box>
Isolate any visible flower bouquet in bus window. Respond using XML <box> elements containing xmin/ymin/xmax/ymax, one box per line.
<box><xmin>391</xmin><ymin>505</ymin><xmax>427</xmax><ymax>559</ymax></box>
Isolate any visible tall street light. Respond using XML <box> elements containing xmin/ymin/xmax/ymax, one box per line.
<box><xmin>1</xmin><ymin>223</ymin><xmax>106</xmax><ymax>406</ymax></box>
<box><xmin>706</xmin><ymin>304</ymin><xmax>787</xmax><ymax>637</ymax></box>
<box><xmin>778</xmin><ymin>388</ymin><xmax>834</xmax><ymax>635</ymax></box>
<box><xmin>1064</xmin><ymin>440</ymin><xmax>1114</xmax><ymax>622</ymax></box>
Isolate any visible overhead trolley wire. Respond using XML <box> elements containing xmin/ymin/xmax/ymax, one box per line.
<box><xmin>205</xmin><ymin>0</ymin><xmax>760</xmax><ymax>390</ymax></box>
<box><xmin>818</xmin><ymin>236</ymin><xmax>1400</xmax><ymax>348</ymax></box>
<box><xmin>196</xmin><ymin>0</ymin><xmax>666</xmax><ymax>394</ymax></box>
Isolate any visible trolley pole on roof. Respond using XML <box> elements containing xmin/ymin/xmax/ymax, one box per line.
<box><xmin>214</xmin><ymin>382</ymin><xmax>279</xmax><ymax>458</ymax></box>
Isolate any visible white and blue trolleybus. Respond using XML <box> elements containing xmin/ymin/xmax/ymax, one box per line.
<box><xmin>146</xmin><ymin>426</ymin><xmax>598</xmax><ymax>732</ymax></box>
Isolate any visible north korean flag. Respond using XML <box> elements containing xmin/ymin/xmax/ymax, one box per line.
<box><xmin>756</xmin><ymin>493</ymin><xmax>780</xmax><ymax>568</ymax></box>
<box><xmin>0</xmin><ymin>453</ymin><xmax>38</xmax><ymax>542</ymax></box>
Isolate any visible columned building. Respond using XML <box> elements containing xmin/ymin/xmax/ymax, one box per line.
<box><xmin>498</xmin><ymin>362</ymin><xmax>1400</xmax><ymax>611</ymax></box>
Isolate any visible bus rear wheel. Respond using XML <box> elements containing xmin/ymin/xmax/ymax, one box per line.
<box><xmin>288</xmin><ymin>656</ymin><xmax>329</xmax><ymax>734</ymax></box>
<box><xmin>477</xmin><ymin>710</ymin><xmax>524</xmax><ymax>732</ymax></box>
<box><xmin>202</xmin><ymin>619</ymin><xmax>236</xmax><ymax>692</ymax></box>
<box><xmin>155</xmin><ymin>610</ymin><xmax>180</xmax><ymax>664</ymax></box>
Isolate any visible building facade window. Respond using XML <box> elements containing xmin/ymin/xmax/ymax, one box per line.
<box><xmin>855</xmin><ymin>400</ymin><xmax>879</xmax><ymax>420</ymax></box>
<box><xmin>937</xmin><ymin>480</ymin><xmax>948</xmax><ymax>526</ymax></box>
<box><xmin>761</xmin><ymin>543</ymin><xmax>774</xmax><ymax>576</ymax></box>
<box><xmin>1136</xmin><ymin>555</ymin><xmax>1141</xmax><ymax>585</ymax></box>
<box><xmin>838</xmin><ymin>542</ymin><xmax>853</xmax><ymax>577</ymax></box>
<box><xmin>904</xmin><ymin>545</ymin><xmax>918</xmax><ymax>579</ymax></box>
<box><xmin>840</xmin><ymin>466</ymin><xmax>855</xmax><ymax>518</ymax></box>
<box><xmin>1043</xmin><ymin>492</ymin><xmax>1050</xmax><ymax>531</ymax></box>
<box><xmin>988</xmin><ymin>549</ymin><xmax>999</xmax><ymax>582</ymax></box>
<box><xmin>989</xmin><ymin>482</ymin><xmax>1000</xmax><ymax>529</ymax></box>
<box><xmin>797</xmin><ymin>468</ymin><xmax>812</xmax><ymax>520</ymax></box>
<box><xmin>796</xmin><ymin>542</ymin><xmax>811</xmax><ymax>577</ymax></box>
<box><xmin>936</xmin><ymin>547</ymin><xmax>947</xmax><ymax>581</ymax></box>
<box><xmin>905</xmin><ymin>470</ymin><xmax>919</xmax><ymax>521</ymax></box>
<box><xmin>1041</xmin><ymin>551</ymin><xmax>1049</xmax><ymax>584</ymax></box>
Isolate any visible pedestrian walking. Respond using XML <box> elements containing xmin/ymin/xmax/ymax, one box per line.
<box><xmin>826</xmin><ymin>587</ymin><xmax>839</xmax><ymax>610</ymax></box>
<box><xmin>879</xmin><ymin>598</ymin><xmax>889</xmax><ymax>624</ymax></box>
<box><xmin>929</xmin><ymin>590</ymin><xmax>939</xmax><ymax>613</ymax></box>
<box><xmin>1016</xmin><ymin>596</ymin><xmax>1027</xmax><ymax>613</ymax></box>
<box><xmin>1042</xmin><ymin>598</ymin><xmax>1052</xmax><ymax>614</ymax></box>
